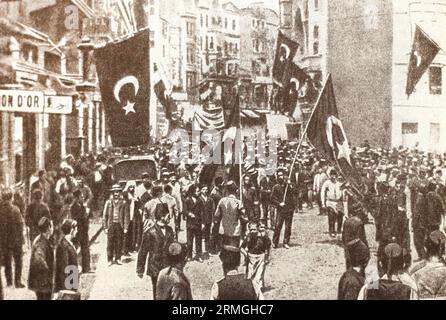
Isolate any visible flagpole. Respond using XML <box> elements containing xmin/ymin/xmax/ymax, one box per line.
<box><xmin>282</xmin><ymin>74</ymin><xmax>331</xmax><ymax>203</ymax></box>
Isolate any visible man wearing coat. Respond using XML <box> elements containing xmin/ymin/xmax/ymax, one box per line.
<box><xmin>28</xmin><ymin>217</ymin><xmax>54</xmax><ymax>300</ymax></box>
<box><xmin>71</xmin><ymin>189</ymin><xmax>91</xmax><ymax>273</ymax></box>
<box><xmin>184</xmin><ymin>185</ymin><xmax>203</xmax><ymax>262</ymax></box>
<box><xmin>214</xmin><ymin>181</ymin><xmax>245</xmax><ymax>248</ymax></box>
<box><xmin>197</xmin><ymin>185</ymin><xmax>215</xmax><ymax>258</ymax></box>
<box><xmin>271</xmin><ymin>170</ymin><xmax>295</xmax><ymax>249</ymax></box>
<box><xmin>342</xmin><ymin>203</ymin><xmax>368</xmax><ymax>270</ymax></box>
<box><xmin>425</xmin><ymin>182</ymin><xmax>445</xmax><ymax>233</ymax></box>
<box><xmin>137</xmin><ymin>203</ymin><xmax>174</xmax><ymax>300</ymax></box>
<box><xmin>26</xmin><ymin>189</ymin><xmax>51</xmax><ymax>242</ymax></box>
<box><xmin>156</xmin><ymin>242</ymin><xmax>192</xmax><ymax>300</ymax></box>
<box><xmin>2</xmin><ymin>190</ymin><xmax>25</xmax><ymax>288</ymax></box>
<box><xmin>103</xmin><ymin>185</ymin><xmax>130</xmax><ymax>266</ymax></box>
<box><xmin>55</xmin><ymin>219</ymin><xmax>79</xmax><ymax>294</ymax></box>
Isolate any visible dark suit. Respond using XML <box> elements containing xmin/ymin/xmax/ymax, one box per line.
<box><xmin>184</xmin><ymin>197</ymin><xmax>202</xmax><ymax>259</ymax></box>
<box><xmin>137</xmin><ymin>224</ymin><xmax>174</xmax><ymax>299</ymax></box>
<box><xmin>2</xmin><ymin>202</ymin><xmax>24</xmax><ymax>286</ymax></box>
<box><xmin>271</xmin><ymin>182</ymin><xmax>295</xmax><ymax>246</ymax></box>
<box><xmin>71</xmin><ymin>201</ymin><xmax>90</xmax><ymax>272</ymax></box>
<box><xmin>338</xmin><ymin>268</ymin><xmax>365</xmax><ymax>300</ymax></box>
<box><xmin>28</xmin><ymin>235</ymin><xmax>54</xmax><ymax>300</ymax></box>
<box><xmin>25</xmin><ymin>201</ymin><xmax>51</xmax><ymax>242</ymax></box>
<box><xmin>55</xmin><ymin>238</ymin><xmax>78</xmax><ymax>292</ymax></box>
<box><xmin>197</xmin><ymin>195</ymin><xmax>215</xmax><ymax>253</ymax></box>
<box><xmin>259</xmin><ymin>176</ymin><xmax>274</xmax><ymax>225</ymax></box>
<box><xmin>156</xmin><ymin>266</ymin><xmax>193</xmax><ymax>300</ymax></box>
<box><xmin>342</xmin><ymin>216</ymin><xmax>368</xmax><ymax>269</ymax></box>
<box><xmin>426</xmin><ymin>191</ymin><xmax>445</xmax><ymax>232</ymax></box>
<box><xmin>210</xmin><ymin>188</ymin><xmax>223</xmax><ymax>253</ymax></box>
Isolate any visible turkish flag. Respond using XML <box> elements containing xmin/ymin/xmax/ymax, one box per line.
<box><xmin>306</xmin><ymin>74</ymin><xmax>361</xmax><ymax>187</ymax></box>
<box><xmin>94</xmin><ymin>30</ymin><xmax>151</xmax><ymax>147</ymax></box>
<box><xmin>406</xmin><ymin>25</ymin><xmax>440</xmax><ymax>96</ymax></box>
<box><xmin>282</xmin><ymin>62</ymin><xmax>309</xmax><ymax>114</ymax></box>
<box><xmin>272</xmin><ymin>31</ymin><xmax>299</xmax><ymax>87</ymax></box>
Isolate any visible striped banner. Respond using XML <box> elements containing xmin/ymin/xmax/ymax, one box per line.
<box><xmin>192</xmin><ymin>107</ymin><xmax>225</xmax><ymax>131</ymax></box>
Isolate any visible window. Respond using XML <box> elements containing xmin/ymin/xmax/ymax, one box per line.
<box><xmin>261</xmin><ymin>21</ymin><xmax>265</xmax><ymax>29</ymax></box>
<box><xmin>252</xmin><ymin>19</ymin><xmax>256</xmax><ymax>27</ymax></box>
<box><xmin>163</xmin><ymin>45</ymin><xmax>165</xmax><ymax>57</ymax></box>
<box><xmin>209</xmin><ymin>37</ymin><xmax>214</xmax><ymax>50</ymax></box>
<box><xmin>225</xmin><ymin>18</ymin><xmax>228</xmax><ymax>28</ymax></box>
<box><xmin>187</xmin><ymin>45</ymin><xmax>195</xmax><ymax>64</ymax></box>
<box><xmin>234</xmin><ymin>43</ymin><xmax>238</xmax><ymax>51</ymax></box>
<box><xmin>429</xmin><ymin>66</ymin><xmax>442</xmax><ymax>95</ymax></box>
<box><xmin>200</xmin><ymin>36</ymin><xmax>203</xmax><ymax>50</ymax></box>
<box><xmin>206</xmin><ymin>36</ymin><xmax>209</xmax><ymax>50</ymax></box>
<box><xmin>44</xmin><ymin>52</ymin><xmax>61</xmax><ymax>73</ymax></box>
<box><xmin>232</xmin><ymin>19</ymin><xmax>236</xmax><ymax>30</ymax></box>
<box><xmin>402</xmin><ymin>123</ymin><xmax>418</xmax><ymax>134</ymax></box>
<box><xmin>313</xmin><ymin>41</ymin><xmax>319</xmax><ymax>55</ymax></box>
<box><xmin>280</xmin><ymin>2</ymin><xmax>292</xmax><ymax>27</ymax></box>
<box><xmin>314</xmin><ymin>0</ymin><xmax>319</xmax><ymax>10</ymax></box>
<box><xmin>187</xmin><ymin>22</ymin><xmax>195</xmax><ymax>36</ymax></box>
<box><xmin>206</xmin><ymin>15</ymin><xmax>208</xmax><ymax>27</ymax></box>
<box><xmin>200</xmin><ymin>14</ymin><xmax>203</xmax><ymax>27</ymax></box>
<box><xmin>186</xmin><ymin>72</ymin><xmax>196</xmax><ymax>90</ymax></box>
<box><xmin>162</xmin><ymin>21</ymin><xmax>168</xmax><ymax>36</ymax></box>
<box><xmin>313</xmin><ymin>25</ymin><xmax>319</xmax><ymax>39</ymax></box>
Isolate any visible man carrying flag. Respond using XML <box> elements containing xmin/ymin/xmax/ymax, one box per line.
<box><xmin>94</xmin><ymin>30</ymin><xmax>151</xmax><ymax>147</ymax></box>
<box><xmin>406</xmin><ymin>25</ymin><xmax>441</xmax><ymax>97</ymax></box>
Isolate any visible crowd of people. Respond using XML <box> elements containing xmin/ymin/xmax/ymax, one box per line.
<box><xmin>2</xmin><ymin>136</ymin><xmax>446</xmax><ymax>300</ymax></box>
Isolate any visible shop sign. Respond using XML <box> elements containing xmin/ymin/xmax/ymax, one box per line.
<box><xmin>0</xmin><ymin>90</ymin><xmax>44</xmax><ymax>113</ymax></box>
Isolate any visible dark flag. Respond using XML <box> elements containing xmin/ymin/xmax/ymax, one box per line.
<box><xmin>282</xmin><ymin>62</ymin><xmax>310</xmax><ymax>113</ymax></box>
<box><xmin>306</xmin><ymin>74</ymin><xmax>361</xmax><ymax>187</ymax></box>
<box><xmin>133</xmin><ymin>0</ymin><xmax>148</xmax><ymax>30</ymax></box>
<box><xmin>272</xmin><ymin>31</ymin><xmax>299</xmax><ymax>87</ymax></box>
<box><xmin>153</xmin><ymin>64</ymin><xmax>176</xmax><ymax>120</ymax></box>
<box><xmin>94</xmin><ymin>30</ymin><xmax>151</xmax><ymax>147</ymax></box>
<box><xmin>406</xmin><ymin>25</ymin><xmax>440</xmax><ymax>96</ymax></box>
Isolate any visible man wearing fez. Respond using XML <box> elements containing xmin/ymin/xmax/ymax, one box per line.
<box><xmin>28</xmin><ymin>217</ymin><xmax>54</xmax><ymax>300</ymax></box>
<box><xmin>103</xmin><ymin>184</ymin><xmax>129</xmax><ymax>266</ymax></box>
<box><xmin>211</xmin><ymin>245</ymin><xmax>263</xmax><ymax>300</ymax></box>
<box><xmin>137</xmin><ymin>202</ymin><xmax>175</xmax><ymax>300</ymax></box>
<box><xmin>156</xmin><ymin>242</ymin><xmax>192</xmax><ymax>300</ymax></box>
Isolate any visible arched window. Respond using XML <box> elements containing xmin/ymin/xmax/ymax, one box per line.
<box><xmin>313</xmin><ymin>41</ymin><xmax>319</xmax><ymax>55</ymax></box>
<box><xmin>313</xmin><ymin>25</ymin><xmax>319</xmax><ymax>39</ymax></box>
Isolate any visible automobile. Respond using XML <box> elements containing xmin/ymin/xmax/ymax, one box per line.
<box><xmin>113</xmin><ymin>155</ymin><xmax>158</xmax><ymax>189</ymax></box>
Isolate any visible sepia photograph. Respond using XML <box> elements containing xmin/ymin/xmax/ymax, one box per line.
<box><xmin>0</xmin><ymin>0</ymin><xmax>445</xmax><ymax>303</ymax></box>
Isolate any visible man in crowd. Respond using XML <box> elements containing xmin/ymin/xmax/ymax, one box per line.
<box><xmin>184</xmin><ymin>185</ymin><xmax>203</xmax><ymax>262</ymax></box>
<box><xmin>313</xmin><ymin>162</ymin><xmax>329</xmax><ymax>216</ymax></box>
<box><xmin>426</xmin><ymin>181</ymin><xmax>445</xmax><ymax>234</ymax></box>
<box><xmin>28</xmin><ymin>217</ymin><xmax>54</xmax><ymax>300</ymax></box>
<box><xmin>103</xmin><ymin>184</ymin><xmax>129</xmax><ymax>266</ymax></box>
<box><xmin>26</xmin><ymin>189</ymin><xmax>51</xmax><ymax>242</ymax></box>
<box><xmin>31</xmin><ymin>170</ymin><xmax>51</xmax><ymax>205</ymax></box>
<box><xmin>210</xmin><ymin>177</ymin><xmax>224</xmax><ymax>254</ymax></box>
<box><xmin>54</xmin><ymin>219</ymin><xmax>79</xmax><ymax>296</ymax></box>
<box><xmin>137</xmin><ymin>202</ymin><xmax>175</xmax><ymax>299</ymax></box>
<box><xmin>259</xmin><ymin>173</ymin><xmax>274</xmax><ymax>228</ymax></box>
<box><xmin>211</xmin><ymin>245</ymin><xmax>263</xmax><ymax>300</ymax></box>
<box><xmin>71</xmin><ymin>189</ymin><xmax>91</xmax><ymax>273</ymax></box>
<box><xmin>342</xmin><ymin>200</ymin><xmax>368</xmax><ymax>270</ymax></box>
<box><xmin>214</xmin><ymin>181</ymin><xmax>245</xmax><ymax>248</ymax></box>
<box><xmin>156</xmin><ymin>242</ymin><xmax>192</xmax><ymax>300</ymax></box>
<box><xmin>197</xmin><ymin>184</ymin><xmax>215</xmax><ymax>259</ymax></box>
<box><xmin>410</xmin><ymin>230</ymin><xmax>446</xmax><ymax>299</ymax></box>
<box><xmin>1</xmin><ymin>190</ymin><xmax>25</xmax><ymax>288</ymax></box>
<box><xmin>271</xmin><ymin>170</ymin><xmax>295</xmax><ymax>249</ymax></box>
<box><xmin>161</xmin><ymin>184</ymin><xmax>179</xmax><ymax>240</ymax></box>
<box><xmin>338</xmin><ymin>240</ymin><xmax>370</xmax><ymax>300</ymax></box>
<box><xmin>321</xmin><ymin>169</ymin><xmax>344</xmax><ymax>238</ymax></box>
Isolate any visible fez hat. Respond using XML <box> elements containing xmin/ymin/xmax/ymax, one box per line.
<box><xmin>110</xmin><ymin>184</ymin><xmax>122</xmax><ymax>192</ymax></box>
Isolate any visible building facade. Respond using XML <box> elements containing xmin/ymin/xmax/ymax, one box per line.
<box><xmin>280</xmin><ymin>0</ymin><xmax>446</xmax><ymax>152</ymax></box>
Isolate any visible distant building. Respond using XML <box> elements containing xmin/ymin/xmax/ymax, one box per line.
<box><xmin>280</xmin><ymin>0</ymin><xmax>446</xmax><ymax>152</ymax></box>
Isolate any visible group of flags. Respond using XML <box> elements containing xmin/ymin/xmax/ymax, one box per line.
<box><xmin>92</xmin><ymin>21</ymin><xmax>442</xmax><ymax>196</ymax></box>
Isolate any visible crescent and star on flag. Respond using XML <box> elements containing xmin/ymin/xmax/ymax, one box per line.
<box><xmin>113</xmin><ymin>75</ymin><xmax>140</xmax><ymax>115</ymax></box>
<box><xmin>326</xmin><ymin>115</ymin><xmax>352</xmax><ymax>166</ymax></box>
